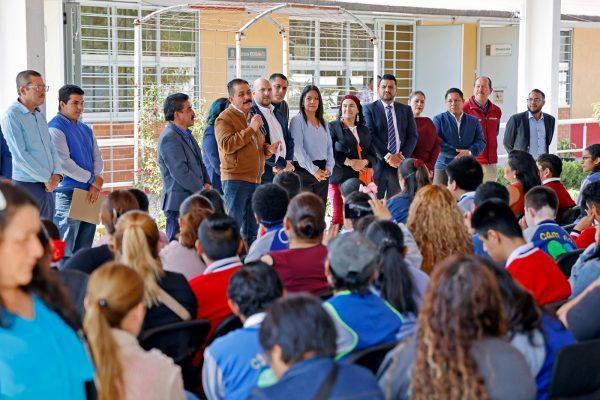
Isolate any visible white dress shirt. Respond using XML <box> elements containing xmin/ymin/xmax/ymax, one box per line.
<box><xmin>257</xmin><ymin>103</ymin><xmax>286</xmax><ymax>160</ymax></box>
<box><xmin>380</xmin><ymin>99</ymin><xmax>400</xmax><ymax>157</ymax></box>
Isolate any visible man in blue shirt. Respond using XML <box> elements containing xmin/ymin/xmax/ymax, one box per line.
<box><xmin>203</xmin><ymin>262</ymin><xmax>283</xmax><ymax>400</ymax></box>
<box><xmin>0</xmin><ymin>70</ymin><xmax>62</xmax><ymax>219</ymax></box>
<box><xmin>49</xmin><ymin>85</ymin><xmax>104</xmax><ymax>258</ymax></box>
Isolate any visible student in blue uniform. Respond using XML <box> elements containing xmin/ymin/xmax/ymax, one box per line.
<box><xmin>248</xmin><ymin>294</ymin><xmax>384</xmax><ymax>400</ymax></box>
<box><xmin>522</xmin><ymin>186</ymin><xmax>576</xmax><ymax>259</ymax></box>
<box><xmin>324</xmin><ymin>232</ymin><xmax>403</xmax><ymax>361</ymax></box>
<box><xmin>203</xmin><ymin>262</ymin><xmax>283</xmax><ymax>400</ymax></box>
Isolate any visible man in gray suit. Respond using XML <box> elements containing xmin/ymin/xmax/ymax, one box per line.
<box><xmin>158</xmin><ymin>93</ymin><xmax>211</xmax><ymax>241</ymax></box>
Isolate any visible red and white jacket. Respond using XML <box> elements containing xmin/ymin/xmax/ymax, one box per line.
<box><xmin>505</xmin><ymin>243</ymin><xmax>571</xmax><ymax>305</ymax></box>
<box><xmin>463</xmin><ymin>96</ymin><xmax>502</xmax><ymax>165</ymax></box>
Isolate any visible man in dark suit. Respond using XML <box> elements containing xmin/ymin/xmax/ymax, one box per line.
<box><xmin>363</xmin><ymin>74</ymin><xmax>418</xmax><ymax>198</ymax></box>
<box><xmin>0</xmin><ymin>126</ymin><xmax>12</xmax><ymax>179</ymax></box>
<box><xmin>269</xmin><ymin>73</ymin><xmax>290</xmax><ymax>124</ymax></box>
<box><xmin>158</xmin><ymin>93</ymin><xmax>211</xmax><ymax>241</ymax></box>
<box><xmin>250</xmin><ymin>78</ymin><xmax>295</xmax><ymax>184</ymax></box>
<box><xmin>504</xmin><ymin>88</ymin><xmax>555</xmax><ymax>159</ymax></box>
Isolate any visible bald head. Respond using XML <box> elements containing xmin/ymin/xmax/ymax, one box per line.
<box><xmin>252</xmin><ymin>78</ymin><xmax>272</xmax><ymax>107</ymax></box>
<box><xmin>474</xmin><ymin>76</ymin><xmax>492</xmax><ymax>104</ymax></box>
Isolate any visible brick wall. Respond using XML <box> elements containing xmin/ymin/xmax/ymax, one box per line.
<box><xmin>92</xmin><ymin>122</ymin><xmax>135</xmax><ymax>189</ymax></box>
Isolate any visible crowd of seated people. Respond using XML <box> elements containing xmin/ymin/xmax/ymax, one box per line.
<box><xmin>2</xmin><ymin>69</ymin><xmax>600</xmax><ymax>400</ymax></box>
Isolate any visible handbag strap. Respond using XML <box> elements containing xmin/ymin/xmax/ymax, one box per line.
<box><xmin>313</xmin><ymin>363</ymin><xmax>339</xmax><ymax>400</ymax></box>
<box><xmin>157</xmin><ymin>288</ymin><xmax>192</xmax><ymax>321</ymax></box>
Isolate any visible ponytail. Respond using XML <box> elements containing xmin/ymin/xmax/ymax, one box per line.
<box><xmin>365</xmin><ymin>220</ymin><xmax>418</xmax><ymax>314</ymax></box>
<box><xmin>114</xmin><ymin>211</ymin><xmax>164</xmax><ymax>307</ymax></box>
<box><xmin>84</xmin><ymin>300</ymin><xmax>123</xmax><ymax>400</ymax></box>
<box><xmin>120</xmin><ymin>223</ymin><xmax>163</xmax><ymax>306</ymax></box>
<box><xmin>83</xmin><ymin>262</ymin><xmax>144</xmax><ymax>400</ymax></box>
<box><xmin>376</xmin><ymin>241</ymin><xmax>418</xmax><ymax>314</ymax></box>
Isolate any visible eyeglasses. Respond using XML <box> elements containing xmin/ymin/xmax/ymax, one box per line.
<box><xmin>527</xmin><ymin>98</ymin><xmax>543</xmax><ymax>104</ymax></box>
<box><xmin>26</xmin><ymin>84</ymin><xmax>49</xmax><ymax>92</ymax></box>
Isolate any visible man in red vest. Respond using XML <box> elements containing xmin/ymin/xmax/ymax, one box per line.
<box><xmin>463</xmin><ymin>76</ymin><xmax>502</xmax><ymax>182</ymax></box>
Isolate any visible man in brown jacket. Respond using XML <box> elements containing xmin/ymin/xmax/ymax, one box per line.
<box><xmin>215</xmin><ymin>78</ymin><xmax>280</xmax><ymax>245</ymax></box>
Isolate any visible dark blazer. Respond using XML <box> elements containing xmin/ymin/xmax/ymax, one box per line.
<box><xmin>201</xmin><ymin>124</ymin><xmax>222</xmax><ymax>193</ymax></box>
<box><xmin>363</xmin><ymin>100</ymin><xmax>418</xmax><ymax>177</ymax></box>
<box><xmin>503</xmin><ymin>111</ymin><xmax>555</xmax><ymax>154</ymax></box>
<box><xmin>328</xmin><ymin>120</ymin><xmax>377</xmax><ymax>184</ymax></box>
<box><xmin>157</xmin><ymin>122</ymin><xmax>210</xmax><ymax>212</ymax></box>
<box><xmin>0</xmin><ymin>126</ymin><xmax>12</xmax><ymax>179</ymax></box>
<box><xmin>250</xmin><ymin>102</ymin><xmax>294</xmax><ymax>170</ymax></box>
<box><xmin>432</xmin><ymin>111</ymin><xmax>486</xmax><ymax>169</ymax></box>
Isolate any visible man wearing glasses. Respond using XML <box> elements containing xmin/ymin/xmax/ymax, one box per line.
<box><xmin>503</xmin><ymin>88</ymin><xmax>556</xmax><ymax>159</ymax></box>
<box><xmin>0</xmin><ymin>70</ymin><xmax>62</xmax><ymax>219</ymax></box>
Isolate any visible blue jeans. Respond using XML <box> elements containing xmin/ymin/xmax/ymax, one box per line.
<box><xmin>54</xmin><ymin>190</ymin><xmax>97</xmax><ymax>258</ymax></box>
<box><xmin>165</xmin><ymin>210</ymin><xmax>180</xmax><ymax>242</ymax></box>
<box><xmin>222</xmin><ymin>180</ymin><xmax>259</xmax><ymax>245</ymax></box>
<box><xmin>14</xmin><ymin>181</ymin><xmax>55</xmax><ymax>220</ymax></box>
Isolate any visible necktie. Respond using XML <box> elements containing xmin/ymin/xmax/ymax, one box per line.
<box><xmin>386</xmin><ymin>105</ymin><xmax>397</xmax><ymax>153</ymax></box>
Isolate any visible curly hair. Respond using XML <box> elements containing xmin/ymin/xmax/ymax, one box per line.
<box><xmin>407</xmin><ymin>185</ymin><xmax>473</xmax><ymax>274</ymax></box>
<box><xmin>411</xmin><ymin>255</ymin><xmax>506</xmax><ymax>400</ymax></box>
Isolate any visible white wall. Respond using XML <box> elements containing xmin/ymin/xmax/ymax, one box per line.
<box><xmin>0</xmin><ymin>1</ymin><xmax>30</xmax><ymax>111</ymax></box>
<box><xmin>44</xmin><ymin>0</ymin><xmax>65</xmax><ymax>114</ymax></box>
<box><xmin>478</xmin><ymin>25</ymin><xmax>520</xmax><ymax>159</ymax></box>
<box><xmin>414</xmin><ymin>25</ymin><xmax>463</xmax><ymax>117</ymax></box>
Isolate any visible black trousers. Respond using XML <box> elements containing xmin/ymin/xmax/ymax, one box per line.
<box><xmin>294</xmin><ymin>164</ymin><xmax>329</xmax><ymax>205</ymax></box>
<box><xmin>375</xmin><ymin>166</ymin><xmax>400</xmax><ymax>199</ymax></box>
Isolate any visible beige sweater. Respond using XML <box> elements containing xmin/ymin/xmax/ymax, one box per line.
<box><xmin>214</xmin><ymin>105</ymin><xmax>271</xmax><ymax>183</ymax></box>
<box><xmin>111</xmin><ymin>328</ymin><xmax>186</xmax><ymax>400</ymax></box>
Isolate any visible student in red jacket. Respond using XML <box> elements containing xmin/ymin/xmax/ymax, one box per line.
<box><xmin>472</xmin><ymin>200</ymin><xmax>571</xmax><ymax>305</ymax></box>
<box><xmin>189</xmin><ymin>214</ymin><xmax>244</xmax><ymax>338</ymax></box>
<box><xmin>537</xmin><ymin>153</ymin><xmax>576</xmax><ymax>222</ymax></box>
<box><xmin>408</xmin><ymin>91</ymin><xmax>440</xmax><ymax>176</ymax></box>
<box><xmin>463</xmin><ymin>76</ymin><xmax>502</xmax><ymax>182</ymax></box>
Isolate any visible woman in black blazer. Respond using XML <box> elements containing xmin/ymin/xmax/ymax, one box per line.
<box><xmin>328</xmin><ymin>94</ymin><xmax>377</xmax><ymax>225</ymax></box>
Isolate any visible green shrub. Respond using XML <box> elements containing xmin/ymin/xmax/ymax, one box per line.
<box><xmin>561</xmin><ymin>160</ymin><xmax>586</xmax><ymax>191</ymax></box>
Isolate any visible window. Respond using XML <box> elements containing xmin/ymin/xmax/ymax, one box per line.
<box><xmin>289</xmin><ymin>20</ymin><xmax>314</xmax><ymax>61</ymax></box>
<box><xmin>288</xmin><ymin>18</ymin><xmax>413</xmax><ymax>113</ymax></box>
<box><xmin>75</xmin><ymin>4</ymin><xmax>198</xmax><ymax>118</ymax></box>
<box><xmin>559</xmin><ymin>29</ymin><xmax>572</xmax><ymax>107</ymax></box>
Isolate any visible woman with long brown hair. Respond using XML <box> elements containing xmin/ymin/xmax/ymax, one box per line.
<box><xmin>84</xmin><ymin>262</ymin><xmax>186</xmax><ymax>400</ymax></box>
<box><xmin>113</xmin><ymin>210</ymin><xmax>197</xmax><ymax>331</ymax></box>
<box><xmin>160</xmin><ymin>194</ymin><xmax>214</xmax><ymax>280</ymax></box>
<box><xmin>378</xmin><ymin>255</ymin><xmax>536</xmax><ymax>400</ymax></box>
<box><xmin>407</xmin><ymin>184</ymin><xmax>473</xmax><ymax>273</ymax></box>
<box><xmin>0</xmin><ymin>182</ymin><xmax>94</xmax><ymax>398</ymax></box>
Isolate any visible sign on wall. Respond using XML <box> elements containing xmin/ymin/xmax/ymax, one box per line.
<box><xmin>227</xmin><ymin>47</ymin><xmax>268</xmax><ymax>82</ymax></box>
<box><xmin>485</xmin><ymin>43</ymin><xmax>512</xmax><ymax>57</ymax></box>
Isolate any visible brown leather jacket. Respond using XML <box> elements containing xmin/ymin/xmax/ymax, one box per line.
<box><xmin>215</xmin><ymin>105</ymin><xmax>271</xmax><ymax>183</ymax></box>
